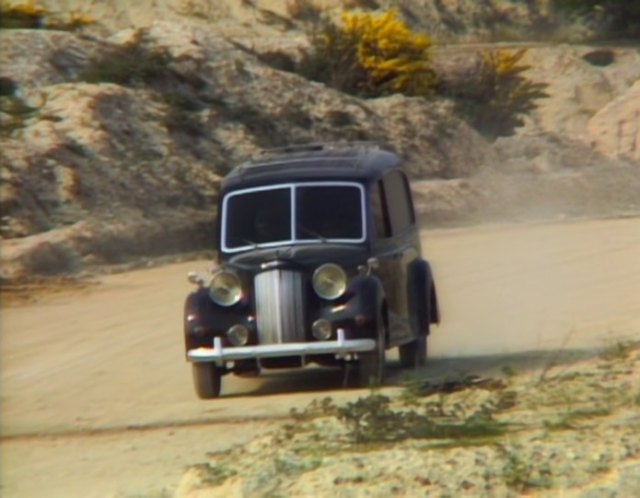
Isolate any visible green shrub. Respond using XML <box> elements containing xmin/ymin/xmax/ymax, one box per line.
<box><xmin>299</xmin><ymin>9</ymin><xmax>437</xmax><ymax>98</ymax></box>
<box><xmin>0</xmin><ymin>82</ymin><xmax>40</xmax><ymax>136</ymax></box>
<box><xmin>78</xmin><ymin>33</ymin><xmax>171</xmax><ymax>86</ymax></box>
<box><xmin>445</xmin><ymin>48</ymin><xmax>548</xmax><ymax>139</ymax></box>
<box><xmin>285</xmin><ymin>0</ymin><xmax>323</xmax><ymax>23</ymax></box>
<box><xmin>77</xmin><ymin>31</ymin><xmax>213</xmax><ymax>139</ymax></box>
<box><xmin>500</xmin><ymin>446</ymin><xmax>553</xmax><ymax>492</ymax></box>
<box><xmin>291</xmin><ymin>389</ymin><xmax>508</xmax><ymax>445</ymax></box>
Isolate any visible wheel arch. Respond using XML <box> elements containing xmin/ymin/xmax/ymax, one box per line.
<box><xmin>408</xmin><ymin>258</ymin><xmax>441</xmax><ymax>329</ymax></box>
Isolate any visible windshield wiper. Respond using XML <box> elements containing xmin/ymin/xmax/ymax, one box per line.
<box><xmin>242</xmin><ymin>238</ymin><xmax>260</xmax><ymax>249</ymax></box>
<box><xmin>297</xmin><ymin>225</ymin><xmax>328</xmax><ymax>243</ymax></box>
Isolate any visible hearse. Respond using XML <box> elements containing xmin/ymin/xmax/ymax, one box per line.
<box><xmin>183</xmin><ymin>143</ymin><xmax>439</xmax><ymax>398</ymax></box>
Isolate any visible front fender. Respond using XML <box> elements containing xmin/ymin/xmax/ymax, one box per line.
<box><xmin>318</xmin><ymin>274</ymin><xmax>385</xmax><ymax>341</ymax></box>
<box><xmin>183</xmin><ymin>288</ymin><xmax>252</xmax><ymax>352</ymax></box>
<box><xmin>345</xmin><ymin>274</ymin><xmax>385</xmax><ymax>322</ymax></box>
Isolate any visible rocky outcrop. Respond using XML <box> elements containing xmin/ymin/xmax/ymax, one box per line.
<box><xmin>520</xmin><ymin>45</ymin><xmax>640</xmax><ymax>145</ymax></box>
<box><xmin>588</xmin><ymin>80</ymin><xmax>640</xmax><ymax>162</ymax></box>
<box><xmin>29</xmin><ymin>0</ymin><xmax>557</xmax><ymax>42</ymax></box>
<box><xmin>0</xmin><ymin>22</ymin><xmax>493</xmax><ymax>279</ymax></box>
<box><xmin>2</xmin><ymin>5</ymin><xmax>640</xmax><ymax>280</ymax></box>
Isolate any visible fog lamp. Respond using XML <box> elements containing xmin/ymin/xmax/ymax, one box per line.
<box><xmin>226</xmin><ymin>324</ymin><xmax>249</xmax><ymax>346</ymax></box>
<box><xmin>312</xmin><ymin>319</ymin><xmax>332</xmax><ymax>341</ymax></box>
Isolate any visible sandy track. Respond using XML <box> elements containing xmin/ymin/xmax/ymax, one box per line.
<box><xmin>1</xmin><ymin>217</ymin><xmax>639</xmax><ymax>497</ymax></box>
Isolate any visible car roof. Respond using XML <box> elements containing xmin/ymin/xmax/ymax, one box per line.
<box><xmin>220</xmin><ymin>143</ymin><xmax>401</xmax><ymax>193</ymax></box>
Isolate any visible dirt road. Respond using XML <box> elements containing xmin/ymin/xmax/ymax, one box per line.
<box><xmin>1</xmin><ymin>217</ymin><xmax>639</xmax><ymax>498</ymax></box>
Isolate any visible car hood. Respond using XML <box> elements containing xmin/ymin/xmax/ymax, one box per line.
<box><xmin>225</xmin><ymin>244</ymin><xmax>369</xmax><ymax>272</ymax></box>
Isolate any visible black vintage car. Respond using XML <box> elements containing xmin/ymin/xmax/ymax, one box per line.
<box><xmin>184</xmin><ymin>143</ymin><xmax>439</xmax><ymax>398</ymax></box>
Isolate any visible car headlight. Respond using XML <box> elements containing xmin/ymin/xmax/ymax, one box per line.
<box><xmin>208</xmin><ymin>270</ymin><xmax>242</xmax><ymax>306</ymax></box>
<box><xmin>313</xmin><ymin>263</ymin><xmax>347</xmax><ymax>300</ymax></box>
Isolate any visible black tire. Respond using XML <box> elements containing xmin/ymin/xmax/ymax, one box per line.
<box><xmin>357</xmin><ymin>311</ymin><xmax>386</xmax><ymax>387</ymax></box>
<box><xmin>400</xmin><ymin>298</ymin><xmax>430</xmax><ymax>368</ymax></box>
<box><xmin>192</xmin><ymin>362</ymin><xmax>222</xmax><ymax>399</ymax></box>
<box><xmin>399</xmin><ymin>333</ymin><xmax>427</xmax><ymax>369</ymax></box>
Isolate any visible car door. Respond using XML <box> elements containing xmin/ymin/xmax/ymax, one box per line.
<box><xmin>370</xmin><ymin>171</ymin><xmax>420</xmax><ymax>346</ymax></box>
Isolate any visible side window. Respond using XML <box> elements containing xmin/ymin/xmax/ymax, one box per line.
<box><xmin>371</xmin><ymin>180</ymin><xmax>391</xmax><ymax>239</ymax></box>
<box><xmin>382</xmin><ymin>170</ymin><xmax>415</xmax><ymax>235</ymax></box>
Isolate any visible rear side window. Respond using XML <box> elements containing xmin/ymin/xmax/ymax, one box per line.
<box><xmin>371</xmin><ymin>181</ymin><xmax>391</xmax><ymax>239</ymax></box>
<box><xmin>382</xmin><ymin>171</ymin><xmax>415</xmax><ymax>236</ymax></box>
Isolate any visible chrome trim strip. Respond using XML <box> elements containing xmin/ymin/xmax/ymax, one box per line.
<box><xmin>221</xmin><ymin>182</ymin><xmax>367</xmax><ymax>253</ymax></box>
<box><xmin>187</xmin><ymin>329</ymin><xmax>375</xmax><ymax>366</ymax></box>
<box><xmin>255</xmin><ymin>269</ymin><xmax>305</xmax><ymax>344</ymax></box>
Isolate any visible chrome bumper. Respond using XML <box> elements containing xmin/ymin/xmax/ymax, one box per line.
<box><xmin>187</xmin><ymin>329</ymin><xmax>375</xmax><ymax>367</ymax></box>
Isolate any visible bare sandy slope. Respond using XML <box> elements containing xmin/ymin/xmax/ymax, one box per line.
<box><xmin>1</xmin><ymin>217</ymin><xmax>639</xmax><ymax>497</ymax></box>
<box><xmin>29</xmin><ymin>0</ymin><xmax>300</xmax><ymax>35</ymax></box>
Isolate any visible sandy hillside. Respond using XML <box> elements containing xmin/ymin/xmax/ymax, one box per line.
<box><xmin>2</xmin><ymin>0</ymin><xmax>639</xmax><ymax>280</ymax></box>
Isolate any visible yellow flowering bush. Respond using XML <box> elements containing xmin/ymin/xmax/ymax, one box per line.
<box><xmin>0</xmin><ymin>0</ymin><xmax>95</xmax><ymax>30</ymax></box>
<box><xmin>300</xmin><ymin>9</ymin><xmax>437</xmax><ymax>98</ymax></box>
<box><xmin>0</xmin><ymin>0</ymin><xmax>48</xmax><ymax>28</ymax></box>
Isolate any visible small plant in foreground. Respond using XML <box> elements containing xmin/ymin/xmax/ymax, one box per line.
<box><xmin>499</xmin><ymin>446</ymin><xmax>553</xmax><ymax>492</ymax></box>
<box><xmin>290</xmin><ymin>396</ymin><xmax>339</xmax><ymax>421</ymax></box>
<box><xmin>600</xmin><ymin>340</ymin><xmax>635</xmax><ymax>362</ymax></box>
<box><xmin>545</xmin><ymin>405</ymin><xmax>612</xmax><ymax>432</ymax></box>
<box><xmin>501</xmin><ymin>365</ymin><xmax>518</xmax><ymax>380</ymax></box>
<box><xmin>290</xmin><ymin>386</ymin><xmax>508</xmax><ymax>445</ymax></box>
<box><xmin>184</xmin><ymin>463</ymin><xmax>237</xmax><ymax>488</ymax></box>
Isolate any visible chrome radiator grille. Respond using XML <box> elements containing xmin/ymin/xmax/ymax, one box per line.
<box><xmin>254</xmin><ymin>270</ymin><xmax>305</xmax><ymax>344</ymax></box>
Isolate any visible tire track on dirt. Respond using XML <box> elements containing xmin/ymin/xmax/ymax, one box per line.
<box><xmin>1</xmin><ymin>413</ymin><xmax>292</xmax><ymax>442</ymax></box>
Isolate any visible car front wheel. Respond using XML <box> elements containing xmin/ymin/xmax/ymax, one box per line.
<box><xmin>192</xmin><ymin>362</ymin><xmax>222</xmax><ymax>399</ymax></box>
<box><xmin>357</xmin><ymin>310</ymin><xmax>386</xmax><ymax>386</ymax></box>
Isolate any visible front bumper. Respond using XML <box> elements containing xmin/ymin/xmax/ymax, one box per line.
<box><xmin>187</xmin><ymin>329</ymin><xmax>375</xmax><ymax>367</ymax></box>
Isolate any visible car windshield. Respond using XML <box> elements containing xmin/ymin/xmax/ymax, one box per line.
<box><xmin>222</xmin><ymin>183</ymin><xmax>365</xmax><ymax>252</ymax></box>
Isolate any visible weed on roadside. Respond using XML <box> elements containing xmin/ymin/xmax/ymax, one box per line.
<box><xmin>188</xmin><ymin>462</ymin><xmax>237</xmax><ymax>488</ymax></box>
<box><xmin>544</xmin><ymin>405</ymin><xmax>612</xmax><ymax>431</ymax></box>
<box><xmin>498</xmin><ymin>445</ymin><xmax>553</xmax><ymax>493</ymax></box>
<box><xmin>287</xmin><ymin>378</ymin><xmax>511</xmax><ymax>448</ymax></box>
<box><xmin>600</xmin><ymin>340</ymin><xmax>636</xmax><ymax>363</ymax></box>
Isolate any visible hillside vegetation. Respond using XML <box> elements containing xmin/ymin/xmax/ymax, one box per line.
<box><xmin>1</xmin><ymin>0</ymin><xmax>639</xmax><ymax>281</ymax></box>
